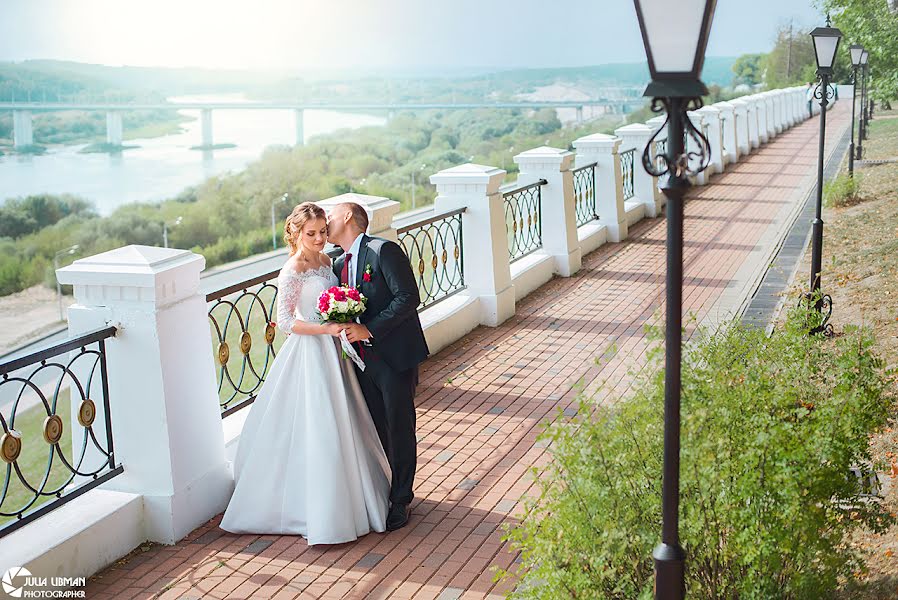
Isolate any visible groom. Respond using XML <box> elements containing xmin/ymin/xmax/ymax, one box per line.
<box><xmin>327</xmin><ymin>202</ymin><xmax>429</xmax><ymax>531</ymax></box>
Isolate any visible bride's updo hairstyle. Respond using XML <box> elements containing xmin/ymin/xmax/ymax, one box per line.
<box><xmin>284</xmin><ymin>202</ymin><xmax>327</xmax><ymax>256</ymax></box>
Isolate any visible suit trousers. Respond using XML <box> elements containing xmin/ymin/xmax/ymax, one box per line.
<box><xmin>355</xmin><ymin>354</ymin><xmax>418</xmax><ymax>506</ymax></box>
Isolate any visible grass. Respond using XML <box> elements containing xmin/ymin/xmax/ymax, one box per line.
<box><xmin>812</xmin><ymin>107</ymin><xmax>898</xmax><ymax>599</ymax></box>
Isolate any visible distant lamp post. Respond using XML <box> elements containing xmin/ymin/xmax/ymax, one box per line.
<box><xmin>271</xmin><ymin>193</ymin><xmax>290</xmax><ymax>250</ymax></box>
<box><xmin>848</xmin><ymin>44</ymin><xmax>864</xmax><ymax>175</ymax></box>
<box><xmin>411</xmin><ymin>164</ymin><xmax>426</xmax><ymax>209</ymax></box>
<box><xmin>804</xmin><ymin>17</ymin><xmax>842</xmax><ymax>335</ymax></box>
<box><xmin>54</xmin><ymin>244</ymin><xmax>79</xmax><ymax>321</ymax></box>
<box><xmin>163</xmin><ymin>216</ymin><xmax>183</xmax><ymax>249</ymax></box>
<box><xmin>632</xmin><ymin>0</ymin><xmax>717</xmax><ymax>598</ymax></box>
<box><xmin>860</xmin><ymin>50</ymin><xmax>870</xmax><ymax>138</ymax></box>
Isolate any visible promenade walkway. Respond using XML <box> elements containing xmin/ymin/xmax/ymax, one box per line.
<box><xmin>85</xmin><ymin>101</ymin><xmax>851</xmax><ymax>600</ymax></box>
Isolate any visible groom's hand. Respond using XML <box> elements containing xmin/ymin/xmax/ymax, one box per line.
<box><xmin>343</xmin><ymin>323</ymin><xmax>372</xmax><ymax>343</ymax></box>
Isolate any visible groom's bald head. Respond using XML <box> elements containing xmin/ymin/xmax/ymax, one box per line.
<box><xmin>337</xmin><ymin>202</ymin><xmax>369</xmax><ymax>232</ymax></box>
<box><xmin>327</xmin><ymin>202</ymin><xmax>369</xmax><ymax>249</ymax></box>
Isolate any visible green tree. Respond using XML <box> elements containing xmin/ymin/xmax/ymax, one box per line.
<box><xmin>732</xmin><ymin>53</ymin><xmax>765</xmax><ymax>86</ymax></box>
<box><xmin>764</xmin><ymin>22</ymin><xmax>818</xmax><ymax>88</ymax></box>
<box><xmin>820</xmin><ymin>0</ymin><xmax>898</xmax><ymax>104</ymax></box>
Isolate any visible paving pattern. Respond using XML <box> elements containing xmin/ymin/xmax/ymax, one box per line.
<box><xmin>84</xmin><ymin>102</ymin><xmax>851</xmax><ymax>600</ymax></box>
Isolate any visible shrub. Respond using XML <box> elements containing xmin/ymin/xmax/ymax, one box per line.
<box><xmin>824</xmin><ymin>173</ymin><xmax>862</xmax><ymax>208</ymax></box>
<box><xmin>503</xmin><ymin>304</ymin><xmax>895</xmax><ymax>599</ymax></box>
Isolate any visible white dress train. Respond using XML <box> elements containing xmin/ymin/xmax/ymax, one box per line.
<box><xmin>220</xmin><ymin>265</ymin><xmax>390</xmax><ymax>545</ymax></box>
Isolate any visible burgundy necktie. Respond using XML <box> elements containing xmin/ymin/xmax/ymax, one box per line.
<box><xmin>341</xmin><ymin>253</ymin><xmax>352</xmax><ymax>286</ymax></box>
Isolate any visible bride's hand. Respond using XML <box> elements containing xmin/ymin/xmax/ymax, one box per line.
<box><xmin>321</xmin><ymin>323</ymin><xmax>344</xmax><ymax>337</ymax></box>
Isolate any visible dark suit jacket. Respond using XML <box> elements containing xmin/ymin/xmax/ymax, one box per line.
<box><xmin>333</xmin><ymin>235</ymin><xmax>429</xmax><ymax>373</ymax></box>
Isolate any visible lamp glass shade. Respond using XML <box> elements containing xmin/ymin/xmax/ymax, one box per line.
<box><xmin>634</xmin><ymin>0</ymin><xmax>717</xmax><ymax>76</ymax></box>
<box><xmin>810</xmin><ymin>25</ymin><xmax>843</xmax><ymax>72</ymax></box>
<box><xmin>849</xmin><ymin>44</ymin><xmax>864</xmax><ymax>66</ymax></box>
<box><xmin>861</xmin><ymin>50</ymin><xmax>869</xmax><ymax>65</ymax></box>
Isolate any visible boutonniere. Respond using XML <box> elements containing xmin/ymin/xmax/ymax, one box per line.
<box><xmin>363</xmin><ymin>263</ymin><xmax>373</xmax><ymax>282</ymax></box>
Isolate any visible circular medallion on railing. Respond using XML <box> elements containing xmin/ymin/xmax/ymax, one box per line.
<box><xmin>78</xmin><ymin>399</ymin><xmax>96</xmax><ymax>428</ymax></box>
<box><xmin>441</xmin><ymin>249</ymin><xmax>447</xmax><ymax>265</ymax></box>
<box><xmin>240</xmin><ymin>332</ymin><xmax>252</xmax><ymax>355</ymax></box>
<box><xmin>418</xmin><ymin>259</ymin><xmax>425</xmax><ymax>275</ymax></box>
<box><xmin>1</xmin><ymin>430</ymin><xmax>21</xmax><ymax>463</ymax></box>
<box><xmin>218</xmin><ymin>342</ymin><xmax>230</xmax><ymax>365</ymax></box>
<box><xmin>431</xmin><ymin>255</ymin><xmax>438</xmax><ymax>269</ymax></box>
<box><xmin>454</xmin><ymin>246</ymin><xmax>460</xmax><ymax>260</ymax></box>
<box><xmin>43</xmin><ymin>415</ymin><xmax>63</xmax><ymax>445</ymax></box>
<box><xmin>265</xmin><ymin>322</ymin><xmax>277</xmax><ymax>345</ymax></box>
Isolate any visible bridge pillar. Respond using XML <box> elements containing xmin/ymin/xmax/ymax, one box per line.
<box><xmin>388</xmin><ymin>110</ymin><xmax>396</xmax><ymax>120</ymax></box>
<box><xmin>13</xmin><ymin>110</ymin><xmax>34</xmax><ymax>149</ymax></box>
<box><xmin>200</xmin><ymin>109</ymin><xmax>213</xmax><ymax>148</ymax></box>
<box><xmin>106</xmin><ymin>111</ymin><xmax>123</xmax><ymax>146</ymax></box>
<box><xmin>576</xmin><ymin>106</ymin><xmax>584</xmax><ymax>124</ymax></box>
<box><xmin>294</xmin><ymin>108</ymin><xmax>304</xmax><ymax>146</ymax></box>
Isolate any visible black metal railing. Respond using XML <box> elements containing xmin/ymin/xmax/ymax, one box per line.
<box><xmin>0</xmin><ymin>326</ymin><xmax>122</xmax><ymax>538</ymax></box>
<box><xmin>572</xmin><ymin>162</ymin><xmax>598</xmax><ymax>227</ymax></box>
<box><xmin>620</xmin><ymin>148</ymin><xmax>636</xmax><ymax>201</ymax></box>
<box><xmin>504</xmin><ymin>179</ymin><xmax>547</xmax><ymax>262</ymax></box>
<box><xmin>397</xmin><ymin>208</ymin><xmax>466</xmax><ymax>309</ymax></box>
<box><xmin>207</xmin><ymin>270</ymin><xmax>282</xmax><ymax>418</ymax></box>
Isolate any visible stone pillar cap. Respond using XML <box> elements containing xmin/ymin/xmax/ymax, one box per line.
<box><xmin>614</xmin><ymin>123</ymin><xmax>653</xmax><ymax>135</ymax></box>
<box><xmin>513</xmin><ymin>146</ymin><xmax>573</xmax><ymax>170</ymax></box>
<box><xmin>317</xmin><ymin>193</ymin><xmax>400</xmax><ymax>234</ymax></box>
<box><xmin>429</xmin><ymin>163</ymin><xmax>506</xmax><ymax>193</ymax></box>
<box><xmin>572</xmin><ymin>133</ymin><xmax>621</xmax><ymax>151</ymax></box>
<box><xmin>57</xmin><ymin>245</ymin><xmax>202</xmax><ymax>289</ymax></box>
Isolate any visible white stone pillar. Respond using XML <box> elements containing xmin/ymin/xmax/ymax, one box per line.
<box><xmin>686</xmin><ymin>112</ymin><xmax>708</xmax><ymax>185</ymax></box>
<box><xmin>13</xmin><ymin>110</ymin><xmax>33</xmax><ymax>149</ymax></box>
<box><xmin>715</xmin><ymin>101</ymin><xmax>738</xmax><ymax>164</ymax></box>
<box><xmin>746</xmin><ymin>98</ymin><xmax>762</xmax><ymax>148</ymax></box>
<box><xmin>294</xmin><ymin>108</ymin><xmax>304</xmax><ymax>146</ymax></box>
<box><xmin>318</xmin><ymin>193</ymin><xmax>401</xmax><ymax>243</ymax></box>
<box><xmin>430</xmin><ymin>164</ymin><xmax>514</xmax><ymax>326</ymax></box>
<box><xmin>56</xmin><ymin>246</ymin><xmax>231</xmax><ymax>545</ymax></box>
<box><xmin>783</xmin><ymin>89</ymin><xmax>795</xmax><ymax>128</ymax></box>
<box><xmin>751</xmin><ymin>96</ymin><xmax>768</xmax><ymax>144</ymax></box>
<box><xmin>201</xmin><ymin>108</ymin><xmax>213</xmax><ymax>148</ymax></box>
<box><xmin>730</xmin><ymin>99</ymin><xmax>750</xmax><ymax>156</ymax></box>
<box><xmin>695</xmin><ymin>106</ymin><xmax>723</xmax><ymax>175</ymax></box>
<box><xmin>106</xmin><ymin>111</ymin><xmax>123</xmax><ymax>146</ymax></box>
<box><xmin>646</xmin><ymin>115</ymin><xmax>668</xmax><ymax>212</ymax></box>
<box><xmin>764</xmin><ymin>92</ymin><xmax>778</xmax><ymax>138</ymax></box>
<box><xmin>572</xmin><ymin>134</ymin><xmax>627</xmax><ymax>242</ymax></box>
<box><xmin>513</xmin><ymin>147</ymin><xmax>581</xmax><ymax>276</ymax></box>
<box><xmin>614</xmin><ymin>124</ymin><xmax>662</xmax><ymax>217</ymax></box>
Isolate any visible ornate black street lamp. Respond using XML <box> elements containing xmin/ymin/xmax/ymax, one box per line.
<box><xmin>848</xmin><ymin>44</ymin><xmax>864</xmax><ymax>175</ymax></box>
<box><xmin>632</xmin><ymin>1</ymin><xmax>716</xmax><ymax>597</ymax></box>
<box><xmin>805</xmin><ymin>18</ymin><xmax>842</xmax><ymax>334</ymax></box>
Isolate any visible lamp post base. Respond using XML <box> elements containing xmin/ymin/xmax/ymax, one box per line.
<box><xmin>653</xmin><ymin>543</ymin><xmax>685</xmax><ymax>600</ymax></box>
<box><xmin>799</xmin><ymin>292</ymin><xmax>834</xmax><ymax>336</ymax></box>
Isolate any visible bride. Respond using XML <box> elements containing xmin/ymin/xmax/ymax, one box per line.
<box><xmin>220</xmin><ymin>202</ymin><xmax>390</xmax><ymax>545</ymax></box>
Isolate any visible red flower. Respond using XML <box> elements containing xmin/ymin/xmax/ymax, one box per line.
<box><xmin>332</xmin><ymin>289</ymin><xmax>347</xmax><ymax>301</ymax></box>
<box><xmin>346</xmin><ymin>288</ymin><xmax>361</xmax><ymax>301</ymax></box>
<box><xmin>363</xmin><ymin>273</ymin><xmax>372</xmax><ymax>282</ymax></box>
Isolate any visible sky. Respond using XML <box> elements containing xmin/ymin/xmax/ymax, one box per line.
<box><xmin>0</xmin><ymin>0</ymin><xmax>824</xmax><ymax>71</ymax></box>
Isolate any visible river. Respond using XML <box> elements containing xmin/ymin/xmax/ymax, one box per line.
<box><xmin>0</xmin><ymin>94</ymin><xmax>387</xmax><ymax>215</ymax></box>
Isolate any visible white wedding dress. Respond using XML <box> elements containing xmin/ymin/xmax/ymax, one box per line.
<box><xmin>220</xmin><ymin>264</ymin><xmax>390</xmax><ymax>545</ymax></box>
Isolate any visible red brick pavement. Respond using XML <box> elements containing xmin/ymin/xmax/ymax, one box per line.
<box><xmin>84</xmin><ymin>103</ymin><xmax>850</xmax><ymax>600</ymax></box>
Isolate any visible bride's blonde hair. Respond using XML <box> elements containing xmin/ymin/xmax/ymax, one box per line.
<box><xmin>284</xmin><ymin>202</ymin><xmax>327</xmax><ymax>256</ymax></box>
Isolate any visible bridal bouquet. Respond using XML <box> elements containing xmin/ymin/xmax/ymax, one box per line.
<box><xmin>318</xmin><ymin>285</ymin><xmax>367</xmax><ymax>322</ymax></box>
<box><xmin>318</xmin><ymin>286</ymin><xmax>368</xmax><ymax>369</ymax></box>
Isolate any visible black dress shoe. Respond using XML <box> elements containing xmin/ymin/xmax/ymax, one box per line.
<box><xmin>386</xmin><ymin>503</ymin><xmax>409</xmax><ymax>531</ymax></box>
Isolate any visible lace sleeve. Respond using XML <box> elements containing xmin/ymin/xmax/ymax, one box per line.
<box><xmin>276</xmin><ymin>270</ymin><xmax>301</xmax><ymax>335</ymax></box>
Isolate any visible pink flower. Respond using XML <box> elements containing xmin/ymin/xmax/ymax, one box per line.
<box><xmin>332</xmin><ymin>289</ymin><xmax>347</xmax><ymax>301</ymax></box>
<box><xmin>363</xmin><ymin>273</ymin><xmax>371</xmax><ymax>282</ymax></box>
<box><xmin>346</xmin><ymin>288</ymin><xmax>361</xmax><ymax>301</ymax></box>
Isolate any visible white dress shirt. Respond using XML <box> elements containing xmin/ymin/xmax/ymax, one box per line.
<box><xmin>346</xmin><ymin>233</ymin><xmax>364</xmax><ymax>285</ymax></box>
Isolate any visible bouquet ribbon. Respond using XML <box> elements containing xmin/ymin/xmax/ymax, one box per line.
<box><xmin>339</xmin><ymin>330</ymin><xmax>366</xmax><ymax>371</ymax></box>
